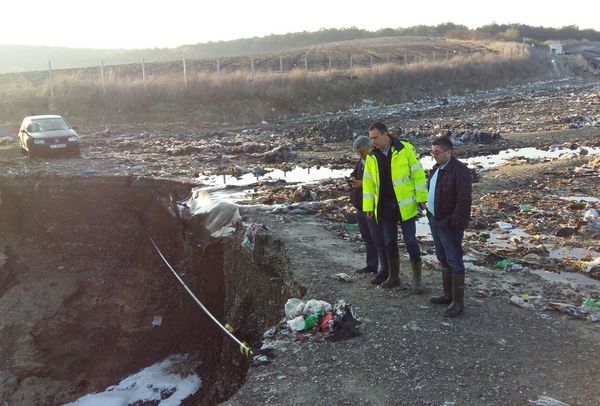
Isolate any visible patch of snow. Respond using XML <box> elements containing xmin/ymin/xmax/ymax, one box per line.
<box><xmin>64</xmin><ymin>354</ymin><xmax>201</xmax><ymax>406</ymax></box>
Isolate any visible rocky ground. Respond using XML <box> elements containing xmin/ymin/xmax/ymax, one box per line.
<box><xmin>0</xmin><ymin>76</ymin><xmax>599</xmax><ymax>405</ymax></box>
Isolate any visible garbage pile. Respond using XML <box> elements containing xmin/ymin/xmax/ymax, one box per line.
<box><xmin>264</xmin><ymin>298</ymin><xmax>360</xmax><ymax>342</ymax></box>
<box><xmin>291</xmin><ymin>116</ymin><xmax>373</xmax><ymax>142</ymax></box>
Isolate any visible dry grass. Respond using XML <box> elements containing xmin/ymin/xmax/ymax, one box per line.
<box><xmin>0</xmin><ymin>41</ymin><xmax>554</xmax><ymax>125</ymax></box>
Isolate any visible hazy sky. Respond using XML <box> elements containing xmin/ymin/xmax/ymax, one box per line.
<box><xmin>2</xmin><ymin>0</ymin><xmax>599</xmax><ymax>49</ymax></box>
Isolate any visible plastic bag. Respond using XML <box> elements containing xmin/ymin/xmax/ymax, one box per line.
<box><xmin>302</xmin><ymin>299</ymin><xmax>332</xmax><ymax>316</ymax></box>
<box><xmin>284</xmin><ymin>298</ymin><xmax>305</xmax><ymax>320</ymax></box>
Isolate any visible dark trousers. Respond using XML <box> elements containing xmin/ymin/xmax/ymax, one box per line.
<box><xmin>428</xmin><ymin>213</ymin><xmax>465</xmax><ymax>274</ymax></box>
<box><xmin>357</xmin><ymin>210</ymin><xmax>380</xmax><ymax>272</ymax></box>
<box><xmin>372</xmin><ymin>198</ymin><xmax>421</xmax><ymax>275</ymax></box>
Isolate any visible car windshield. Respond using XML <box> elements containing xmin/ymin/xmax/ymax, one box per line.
<box><xmin>32</xmin><ymin>118</ymin><xmax>70</xmax><ymax>132</ymax></box>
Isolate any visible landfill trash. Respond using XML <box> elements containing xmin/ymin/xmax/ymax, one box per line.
<box><xmin>320</xmin><ymin>313</ymin><xmax>334</xmax><ymax>333</ymax></box>
<box><xmin>343</xmin><ymin>223</ymin><xmax>360</xmax><ymax>232</ymax></box>
<box><xmin>495</xmin><ymin>258</ymin><xmax>514</xmax><ymax>269</ymax></box>
<box><xmin>497</xmin><ymin>221</ymin><xmax>514</xmax><ymax>230</ymax></box>
<box><xmin>284</xmin><ymin>298</ymin><xmax>305</xmax><ymax>319</ymax></box>
<box><xmin>583</xmin><ymin>208</ymin><xmax>599</xmax><ymax>222</ymax></box>
<box><xmin>504</xmin><ymin>262</ymin><xmax>524</xmax><ymax>272</ymax></box>
<box><xmin>304</xmin><ymin>314</ymin><xmax>318</xmax><ymax>330</ymax></box>
<box><xmin>334</xmin><ymin>273</ymin><xmax>353</xmax><ymax>282</ymax></box>
<box><xmin>510</xmin><ymin>294</ymin><xmax>548</xmax><ymax>311</ymax></box>
<box><xmin>287</xmin><ymin>315</ymin><xmax>306</xmax><ymax>332</ymax></box>
<box><xmin>549</xmin><ymin>302</ymin><xmax>600</xmax><ymax>321</ymax></box>
<box><xmin>528</xmin><ymin>395</ymin><xmax>570</xmax><ymax>406</ymax></box>
<box><xmin>582</xmin><ymin>299</ymin><xmax>599</xmax><ymax>308</ymax></box>
<box><xmin>330</xmin><ymin>300</ymin><xmax>361</xmax><ymax>341</ymax></box>
<box><xmin>584</xmin><ymin>257</ymin><xmax>600</xmax><ymax>273</ymax></box>
<box><xmin>250</xmin><ymin>354</ymin><xmax>270</xmax><ymax>367</ymax></box>
<box><xmin>302</xmin><ymin>299</ymin><xmax>332</xmax><ymax>316</ymax></box>
<box><xmin>241</xmin><ymin>223</ymin><xmax>264</xmax><ymax>252</ymax></box>
<box><xmin>519</xmin><ymin>204</ymin><xmax>534</xmax><ymax>212</ymax></box>
<box><xmin>151</xmin><ymin>316</ymin><xmax>162</xmax><ymax>327</ymax></box>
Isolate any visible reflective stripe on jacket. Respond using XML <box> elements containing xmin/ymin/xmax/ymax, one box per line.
<box><xmin>362</xmin><ymin>138</ymin><xmax>427</xmax><ymax>222</ymax></box>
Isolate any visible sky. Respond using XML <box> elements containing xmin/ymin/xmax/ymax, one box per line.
<box><xmin>2</xmin><ymin>0</ymin><xmax>599</xmax><ymax>49</ymax></box>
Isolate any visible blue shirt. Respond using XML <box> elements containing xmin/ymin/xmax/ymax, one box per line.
<box><xmin>427</xmin><ymin>160</ymin><xmax>450</xmax><ymax>216</ymax></box>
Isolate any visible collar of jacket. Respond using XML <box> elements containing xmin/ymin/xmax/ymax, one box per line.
<box><xmin>433</xmin><ymin>155</ymin><xmax>458</xmax><ymax>172</ymax></box>
<box><xmin>369</xmin><ymin>137</ymin><xmax>406</xmax><ymax>156</ymax></box>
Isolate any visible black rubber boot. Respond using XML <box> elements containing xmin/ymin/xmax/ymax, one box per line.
<box><xmin>371</xmin><ymin>272</ymin><xmax>388</xmax><ymax>285</ymax></box>
<box><xmin>380</xmin><ymin>257</ymin><xmax>400</xmax><ymax>288</ymax></box>
<box><xmin>356</xmin><ymin>266</ymin><xmax>377</xmax><ymax>274</ymax></box>
<box><xmin>430</xmin><ymin>266</ymin><xmax>452</xmax><ymax>304</ymax></box>
<box><xmin>411</xmin><ymin>259</ymin><xmax>424</xmax><ymax>294</ymax></box>
<box><xmin>443</xmin><ymin>272</ymin><xmax>464</xmax><ymax>318</ymax></box>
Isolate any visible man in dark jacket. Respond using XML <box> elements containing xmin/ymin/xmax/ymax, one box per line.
<box><xmin>349</xmin><ymin>136</ymin><xmax>383</xmax><ymax>275</ymax></box>
<box><xmin>427</xmin><ymin>136</ymin><xmax>472</xmax><ymax>317</ymax></box>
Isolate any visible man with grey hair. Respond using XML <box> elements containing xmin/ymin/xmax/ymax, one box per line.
<box><xmin>349</xmin><ymin>136</ymin><xmax>385</xmax><ymax>275</ymax></box>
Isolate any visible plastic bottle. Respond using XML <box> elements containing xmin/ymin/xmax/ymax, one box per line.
<box><xmin>287</xmin><ymin>316</ymin><xmax>305</xmax><ymax>332</ymax></box>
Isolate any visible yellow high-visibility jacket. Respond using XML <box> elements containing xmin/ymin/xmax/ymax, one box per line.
<box><xmin>362</xmin><ymin>138</ymin><xmax>427</xmax><ymax>222</ymax></box>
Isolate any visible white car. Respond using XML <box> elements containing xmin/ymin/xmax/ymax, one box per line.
<box><xmin>18</xmin><ymin>115</ymin><xmax>80</xmax><ymax>158</ymax></box>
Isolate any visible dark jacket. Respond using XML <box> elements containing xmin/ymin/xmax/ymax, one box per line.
<box><xmin>350</xmin><ymin>159</ymin><xmax>365</xmax><ymax>211</ymax></box>
<box><xmin>428</xmin><ymin>155</ymin><xmax>472</xmax><ymax>229</ymax></box>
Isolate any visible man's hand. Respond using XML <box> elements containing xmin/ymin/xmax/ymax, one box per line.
<box><xmin>365</xmin><ymin>211</ymin><xmax>373</xmax><ymax>219</ymax></box>
<box><xmin>349</xmin><ymin>178</ymin><xmax>362</xmax><ymax>188</ymax></box>
<box><xmin>418</xmin><ymin>202</ymin><xmax>427</xmax><ymax>211</ymax></box>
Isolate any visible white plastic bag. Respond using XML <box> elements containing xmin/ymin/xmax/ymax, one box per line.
<box><xmin>302</xmin><ymin>299</ymin><xmax>332</xmax><ymax>316</ymax></box>
<box><xmin>284</xmin><ymin>298</ymin><xmax>305</xmax><ymax>320</ymax></box>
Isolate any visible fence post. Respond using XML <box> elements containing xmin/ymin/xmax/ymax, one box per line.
<box><xmin>328</xmin><ymin>55</ymin><xmax>332</xmax><ymax>79</ymax></box>
<box><xmin>404</xmin><ymin>52</ymin><xmax>407</xmax><ymax>65</ymax></box>
<box><xmin>370</xmin><ymin>55</ymin><xmax>374</xmax><ymax>71</ymax></box>
<box><xmin>386</xmin><ymin>54</ymin><xmax>390</xmax><ymax>64</ymax></box>
<box><xmin>100</xmin><ymin>60</ymin><xmax>106</xmax><ymax>95</ymax></box>
<box><xmin>446</xmin><ymin>49</ymin><xmax>449</xmax><ymax>60</ymax></box>
<box><xmin>251</xmin><ymin>58</ymin><xmax>255</xmax><ymax>86</ymax></box>
<box><xmin>349</xmin><ymin>55</ymin><xmax>353</xmax><ymax>80</ymax></box>
<box><xmin>141</xmin><ymin>58</ymin><xmax>146</xmax><ymax>92</ymax></box>
<box><xmin>182</xmin><ymin>59</ymin><xmax>188</xmax><ymax>90</ymax></box>
<box><xmin>304</xmin><ymin>55</ymin><xmax>308</xmax><ymax>72</ymax></box>
<box><xmin>279</xmin><ymin>55</ymin><xmax>283</xmax><ymax>73</ymax></box>
<box><xmin>48</xmin><ymin>61</ymin><xmax>55</xmax><ymax>110</ymax></box>
<box><xmin>433</xmin><ymin>51</ymin><xmax>436</xmax><ymax>62</ymax></box>
<box><xmin>216</xmin><ymin>58</ymin><xmax>221</xmax><ymax>81</ymax></box>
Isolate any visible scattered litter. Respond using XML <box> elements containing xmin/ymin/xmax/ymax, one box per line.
<box><xmin>528</xmin><ymin>395</ymin><xmax>570</xmax><ymax>406</ymax></box>
<box><xmin>151</xmin><ymin>315</ymin><xmax>162</xmax><ymax>327</ymax></box>
<box><xmin>334</xmin><ymin>273</ymin><xmax>354</xmax><ymax>282</ymax></box>
<box><xmin>497</xmin><ymin>221</ymin><xmax>514</xmax><ymax>230</ymax></box>
<box><xmin>241</xmin><ymin>223</ymin><xmax>265</xmax><ymax>252</ymax></box>
<box><xmin>510</xmin><ymin>294</ymin><xmax>548</xmax><ymax>311</ymax></box>
<box><xmin>495</xmin><ymin>258</ymin><xmax>514</xmax><ymax>269</ymax></box>
<box><xmin>342</xmin><ymin>223</ymin><xmax>360</xmax><ymax>232</ymax></box>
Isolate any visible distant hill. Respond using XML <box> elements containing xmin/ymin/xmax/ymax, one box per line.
<box><xmin>2</xmin><ymin>24</ymin><xmax>600</xmax><ymax>74</ymax></box>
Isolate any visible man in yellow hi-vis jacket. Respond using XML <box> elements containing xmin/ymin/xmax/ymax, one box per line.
<box><xmin>363</xmin><ymin>122</ymin><xmax>428</xmax><ymax>291</ymax></box>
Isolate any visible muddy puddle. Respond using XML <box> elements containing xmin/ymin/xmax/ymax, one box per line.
<box><xmin>197</xmin><ymin>146</ymin><xmax>600</xmax><ymax>206</ymax></box>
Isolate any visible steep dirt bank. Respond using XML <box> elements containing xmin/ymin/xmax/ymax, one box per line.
<box><xmin>0</xmin><ymin>176</ymin><xmax>301</xmax><ymax>404</ymax></box>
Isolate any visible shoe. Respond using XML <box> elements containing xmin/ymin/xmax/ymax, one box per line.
<box><xmin>430</xmin><ymin>266</ymin><xmax>452</xmax><ymax>304</ymax></box>
<box><xmin>371</xmin><ymin>272</ymin><xmax>388</xmax><ymax>285</ymax></box>
<box><xmin>380</xmin><ymin>257</ymin><xmax>400</xmax><ymax>288</ymax></box>
<box><xmin>356</xmin><ymin>266</ymin><xmax>376</xmax><ymax>274</ymax></box>
<box><xmin>411</xmin><ymin>259</ymin><xmax>424</xmax><ymax>294</ymax></box>
<box><xmin>443</xmin><ymin>272</ymin><xmax>464</xmax><ymax>318</ymax></box>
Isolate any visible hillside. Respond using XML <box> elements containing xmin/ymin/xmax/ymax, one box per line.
<box><xmin>2</xmin><ymin>23</ymin><xmax>600</xmax><ymax>74</ymax></box>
